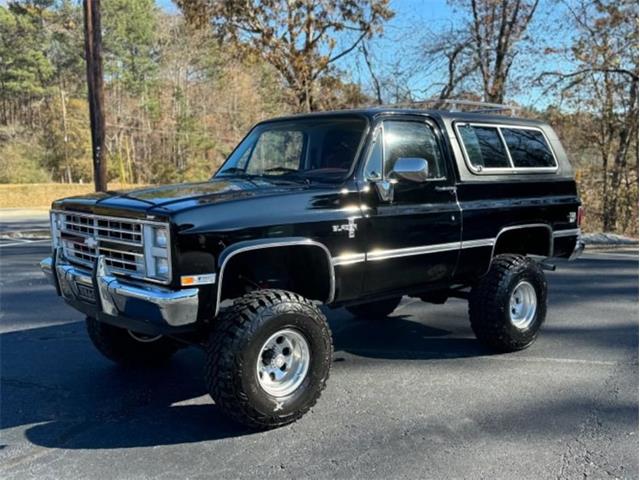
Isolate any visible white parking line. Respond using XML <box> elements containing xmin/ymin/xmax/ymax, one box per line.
<box><xmin>0</xmin><ymin>239</ymin><xmax>51</xmax><ymax>248</ymax></box>
<box><xmin>345</xmin><ymin>348</ymin><xmax>621</xmax><ymax>366</ymax></box>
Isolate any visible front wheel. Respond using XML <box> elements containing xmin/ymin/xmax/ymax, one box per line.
<box><xmin>469</xmin><ymin>254</ymin><xmax>547</xmax><ymax>352</ymax></box>
<box><xmin>205</xmin><ymin>289</ymin><xmax>333</xmax><ymax>429</ymax></box>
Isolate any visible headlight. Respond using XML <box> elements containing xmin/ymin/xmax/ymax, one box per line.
<box><xmin>154</xmin><ymin>227</ymin><xmax>168</xmax><ymax>248</ymax></box>
<box><xmin>155</xmin><ymin>257</ymin><xmax>169</xmax><ymax>276</ymax></box>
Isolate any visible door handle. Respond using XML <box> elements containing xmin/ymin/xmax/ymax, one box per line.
<box><xmin>435</xmin><ymin>186</ymin><xmax>457</xmax><ymax>193</ymax></box>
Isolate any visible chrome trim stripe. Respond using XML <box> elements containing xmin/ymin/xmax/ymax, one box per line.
<box><xmin>368</xmin><ymin>241</ymin><xmax>461</xmax><ymax>261</ymax></box>
<box><xmin>331</xmin><ymin>238</ymin><xmax>495</xmax><ymax>265</ymax></box>
<box><xmin>333</xmin><ymin>226</ymin><xmax>556</xmax><ymax>266</ymax></box>
<box><xmin>461</xmin><ymin>238</ymin><xmax>495</xmax><ymax>249</ymax></box>
<box><xmin>553</xmin><ymin>228</ymin><xmax>580</xmax><ymax>238</ymax></box>
<box><xmin>332</xmin><ymin>253</ymin><xmax>366</xmax><ymax>266</ymax></box>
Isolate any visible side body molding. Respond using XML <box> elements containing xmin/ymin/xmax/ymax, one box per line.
<box><xmin>215</xmin><ymin>237</ymin><xmax>335</xmax><ymax>316</ymax></box>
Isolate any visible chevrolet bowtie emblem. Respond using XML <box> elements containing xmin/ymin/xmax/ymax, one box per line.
<box><xmin>84</xmin><ymin>237</ymin><xmax>98</xmax><ymax>249</ymax></box>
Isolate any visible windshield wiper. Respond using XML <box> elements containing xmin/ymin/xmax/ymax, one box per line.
<box><xmin>261</xmin><ymin>167</ymin><xmax>312</xmax><ymax>185</ymax></box>
<box><xmin>263</xmin><ymin>167</ymin><xmax>300</xmax><ymax>174</ymax></box>
<box><xmin>217</xmin><ymin>167</ymin><xmax>249</xmax><ymax>176</ymax></box>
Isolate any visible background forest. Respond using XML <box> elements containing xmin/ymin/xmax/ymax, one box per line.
<box><xmin>0</xmin><ymin>0</ymin><xmax>637</xmax><ymax>235</ymax></box>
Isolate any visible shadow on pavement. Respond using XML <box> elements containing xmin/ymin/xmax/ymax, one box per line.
<box><xmin>1</xmin><ymin>322</ymin><xmax>250</xmax><ymax>448</ymax></box>
<box><xmin>0</xmin><ymin>252</ymin><xmax>636</xmax><ymax>450</ymax></box>
<box><xmin>549</xmin><ymin>256</ymin><xmax>638</xmax><ymax>305</ymax></box>
<box><xmin>2</xmin><ymin>309</ymin><xmax>495</xmax><ymax>450</ymax></box>
<box><xmin>331</xmin><ymin>313</ymin><xmax>493</xmax><ymax>360</ymax></box>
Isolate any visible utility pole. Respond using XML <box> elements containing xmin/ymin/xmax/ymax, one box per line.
<box><xmin>83</xmin><ymin>0</ymin><xmax>107</xmax><ymax>192</ymax></box>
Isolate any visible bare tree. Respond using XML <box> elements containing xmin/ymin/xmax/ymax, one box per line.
<box><xmin>361</xmin><ymin>42</ymin><xmax>383</xmax><ymax>105</ymax></box>
<box><xmin>411</xmin><ymin>0</ymin><xmax>538</xmax><ymax>106</ymax></box>
<box><xmin>176</xmin><ymin>0</ymin><xmax>393</xmax><ymax>112</ymax></box>
<box><xmin>417</xmin><ymin>26</ymin><xmax>479</xmax><ymax>106</ymax></box>
<box><xmin>539</xmin><ymin>0</ymin><xmax>638</xmax><ymax>232</ymax></box>
<box><xmin>446</xmin><ymin>0</ymin><xmax>539</xmax><ymax>103</ymax></box>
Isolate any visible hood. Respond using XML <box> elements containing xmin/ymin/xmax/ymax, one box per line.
<box><xmin>52</xmin><ymin>177</ymin><xmax>314</xmax><ymax>218</ymax></box>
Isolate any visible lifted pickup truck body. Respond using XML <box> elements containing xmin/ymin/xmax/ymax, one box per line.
<box><xmin>41</xmin><ymin>108</ymin><xmax>584</xmax><ymax>428</ymax></box>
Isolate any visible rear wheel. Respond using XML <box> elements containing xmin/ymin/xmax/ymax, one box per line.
<box><xmin>346</xmin><ymin>296</ymin><xmax>402</xmax><ymax>319</ymax></box>
<box><xmin>206</xmin><ymin>289</ymin><xmax>333</xmax><ymax>429</ymax></box>
<box><xmin>469</xmin><ymin>254</ymin><xmax>547</xmax><ymax>352</ymax></box>
<box><xmin>86</xmin><ymin>317</ymin><xmax>180</xmax><ymax>366</ymax></box>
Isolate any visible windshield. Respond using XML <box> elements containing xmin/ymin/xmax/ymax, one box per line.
<box><xmin>215</xmin><ymin>116</ymin><xmax>367</xmax><ymax>182</ymax></box>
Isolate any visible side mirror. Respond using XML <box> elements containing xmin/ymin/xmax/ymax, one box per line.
<box><xmin>390</xmin><ymin>157</ymin><xmax>429</xmax><ymax>182</ymax></box>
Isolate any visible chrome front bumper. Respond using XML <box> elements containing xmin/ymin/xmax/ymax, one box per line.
<box><xmin>40</xmin><ymin>248</ymin><xmax>199</xmax><ymax>329</ymax></box>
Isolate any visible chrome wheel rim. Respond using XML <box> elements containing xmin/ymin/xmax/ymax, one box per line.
<box><xmin>256</xmin><ymin>328</ymin><xmax>310</xmax><ymax>398</ymax></box>
<box><xmin>509</xmin><ymin>281</ymin><xmax>537</xmax><ymax>329</ymax></box>
<box><xmin>128</xmin><ymin>330</ymin><xmax>162</xmax><ymax>343</ymax></box>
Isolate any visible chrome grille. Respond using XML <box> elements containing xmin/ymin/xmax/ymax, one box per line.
<box><xmin>96</xmin><ymin>218</ymin><xmax>142</xmax><ymax>244</ymax></box>
<box><xmin>58</xmin><ymin>212</ymin><xmax>146</xmax><ymax>277</ymax></box>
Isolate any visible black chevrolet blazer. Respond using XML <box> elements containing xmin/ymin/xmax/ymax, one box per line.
<box><xmin>41</xmin><ymin>108</ymin><xmax>584</xmax><ymax>428</ymax></box>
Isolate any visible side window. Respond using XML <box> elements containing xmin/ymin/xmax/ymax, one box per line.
<box><xmin>502</xmin><ymin>128</ymin><xmax>556</xmax><ymax>168</ymax></box>
<box><xmin>382</xmin><ymin>121</ymin><xmax>445</xmax><ymax>180</ymax></box>
<box><xmin>363</xmin><ymin>126</ymin><xmax>383</xmax><ymax>179</ymax></box>
<box><xmin>458</xmin><ymin>124</ymin><xmax>510</xmax><ymax>169</ymax></box>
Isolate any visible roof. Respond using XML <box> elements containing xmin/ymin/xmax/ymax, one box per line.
<box><xmin>263</xmin><ymin>107</ymin><xmax>547</xmax><ymax>127</ymax></box>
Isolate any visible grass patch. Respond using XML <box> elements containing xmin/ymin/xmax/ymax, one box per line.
<box><xmin>0</xmin><ymin>183</ymin><xmax>146</xmax><ymax>208</ymax></box>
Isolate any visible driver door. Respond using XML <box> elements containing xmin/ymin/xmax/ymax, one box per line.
<box><xmin>360</xmin><ymin>117</ymin><xmax>462</xmax><ymax>294</ymax></box>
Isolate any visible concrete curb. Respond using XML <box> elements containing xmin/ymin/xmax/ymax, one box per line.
<box><xmin>0</xmin><ymin>230</ymin><xmax>51</xmax><ymax>240</ymax></box>
<box><xmin>582</xmin><ymin>233</ymin><xmax>638</xmax><ymax>248</ymax></box>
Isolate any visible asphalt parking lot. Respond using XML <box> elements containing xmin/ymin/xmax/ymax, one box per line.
<box><xmin>0</xmin><ymin>242</ymin><xmax>638</xmax><ymax>480</ymax></box>
<box><xmin>0</xmin><ymin>209</ymin><xmax>49</xmax><ymax>236</ymax></box>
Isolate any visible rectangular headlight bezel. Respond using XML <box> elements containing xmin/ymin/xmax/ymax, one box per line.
<box><xmin>50</xmin><ymin>211</ymin><xmax>61</xmax><ymax>250</ymax></box>
<box><xmin>143</xmin><ymin>224</ymin><xmax>172</xmax><ymax>282</ymax></box>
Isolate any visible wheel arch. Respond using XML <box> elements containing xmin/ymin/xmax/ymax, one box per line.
<box><xmin>215</xmin><ymin>238</ymin><xmax>335</xmax><ymax>316</ymax></box>
<box><xmin>491</xmin><ymin>223</ymin><xmax>553</xmax><ymax>260</ymax></box>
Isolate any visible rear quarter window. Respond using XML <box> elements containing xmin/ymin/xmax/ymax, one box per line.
<box><xmin>457</xmin><ymin>124</ymin><xmax>510</xmax><ymax>169</ymax></box>
<box><xmin>456</xmin><ymin>122</ymin><xmax>558</xmax><ymax>173</ymax></box>
<box><xmin>501</xmin><ymin>128</ymin><xmax>556</xmax><ymax>167</ymax></box>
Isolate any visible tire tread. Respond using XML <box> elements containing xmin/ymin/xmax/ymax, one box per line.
<box><xmin>205</xmin><ymin>289</ymin><xmax>332</xmax><ymax>429</ymax></box>
<box><xmin>469</xmin><ymin>254</ymin><xmax>547</xmax><ymax>352</ymax></box>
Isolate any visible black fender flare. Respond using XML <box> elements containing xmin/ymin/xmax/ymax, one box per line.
<box><xmin>215</xmin><ymin>237</ymin><xmax>335</xmax><ymax>315</ymax></box>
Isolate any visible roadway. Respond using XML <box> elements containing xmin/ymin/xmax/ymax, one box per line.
<box><xmin>0</xmin><ymin>242</ymin><xmax>637</xmax><ymax>479</ymax></box>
